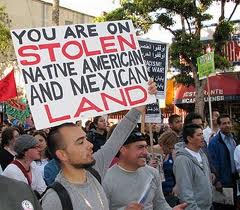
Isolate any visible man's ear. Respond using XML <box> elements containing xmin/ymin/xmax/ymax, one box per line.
<box><xmin>187</xmin><ymin>136</ymin><xmax>192</xmax><ymax>144</ymax></box>
<box><xmin>56</xmin><ymin>150</ymin><xmax>68</xmax><ymax>162</ymax></box>
<box><xmin>119</xmin><ymin>146</ymin><xmax>128</xmax><ymax>156</ymax></box>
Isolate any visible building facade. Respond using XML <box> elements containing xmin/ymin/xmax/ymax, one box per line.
<box><xmin>0</xmin><ymin>0</ymin><xmax>94</xmax><ymax>29</ymax></box>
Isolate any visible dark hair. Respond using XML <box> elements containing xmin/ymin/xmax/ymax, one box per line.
<box><xmin>47</xmin><ymin>123</ymin><xmax>77</xmax><ymax>160</ymax></box>
<box><xmin>182</xmin><ymin>123</ymin><xmax>202</xmax><ymax>144</ymax></box>
<box><xmin>184</xmin><ymin>112</ymin><xmax>203</xmax><ymax>126</ymax></box>
<box><xmin>85</xmin><ymin>120</ymin><xmax>92</xmax><ymax>127</ymax></box>
<box><xmin>1</xmin><ymin>127</ymin><xmax>20</xmax><ymax>147</ymax></box>
<box><xmin>106</xmin><ymin>124</ymin><xmax>117</xmax><ymax>139</ymax></box>
<box><xmin>168</xmin><ymin>114</ymin><xmax>181</xmax><ymax>124</ymax></box>
<box><xmin>33</xmin><ymin>130</ymin><xmax>47</xmax><ymax>140</ymax></box>
<box><xmin>217</xmin><ymin>114</ymin><xmax>230</xmax><ymax>125</ymax></box>
<box><xmin>93</xmin><ymin>116</ymin><xmax>102</xmax><ymax>127</ymax></box>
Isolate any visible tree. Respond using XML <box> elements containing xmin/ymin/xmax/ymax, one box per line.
<box><xmin>52</xmin><ymin>0</ymin><xmax>60</xmax><ymax>26</ymax></box>
<box><xmin>95</xmin><ymin>0</ymin><xmax>239</xmax><ymax>116</ymax></box>
<box><xmin>0</xmin><ymin>6</ymin><xmax>13</xmax><ymax>76</ymax></box>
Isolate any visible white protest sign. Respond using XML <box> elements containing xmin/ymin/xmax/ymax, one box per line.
<box><xmin>11</xmin><ymin>20</ymin><xmax>155</xmax><ymax>129</ymax></box>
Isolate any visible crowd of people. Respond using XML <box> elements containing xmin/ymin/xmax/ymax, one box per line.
<box><xmin>0</xmin><ymin>81</ymin><xmax>239</xmax><ymax>210</ymax></box>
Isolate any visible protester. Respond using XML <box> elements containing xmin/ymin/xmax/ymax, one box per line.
<box><xmin>33</xmin><ymin>131</ymin><xmax>50</xmax><ymax>177</ymax></box>
<box><xmin>208</xmin><ymin>114</ymin><xmax>237</xmax><ymax>210</ymax></box>
<box><xmin>103</xmin><ymin>129</ymin><xmax>187</xmax><ymax>210</ymax></box>
<box><xmin>203</xmin><ymin>110</ymin><xmax>220</xmax><ymax>145</ymax></box>
<box><xmin>43</xmin><ymin>158</ymin><xmax>60</xmax><ymax>186</ymax></box>
<box><xmin>87</xmin><ymin>116</ymin><xmax>108</xmax><ymax>152</ymax></box>
<box><xmin>2</xmin><ymin>134</ymin><xmax>47</xmax><ymax>195</ymax></box>
<box><xmin>0</xmin><ymin>175</ymin><xmax>42</xmax><ymax>210</ymax></box>
<box><xmin>159</xmin><ymin>130</ymin><xmax>178</xmax><ymax>207</ymax></box>
<box><xmin>41</xmin><ymin>80</ymin><xmax>157</xmax><ymax>210</ymax></box>
<box><xmin>83</xmin><ymin>120</ymin><xmax>92</xmax><ymax>133</ymax></box>
<box><xmin>0</xmin><ymin>127</ymin><xmax>20</xmax><ymax>170</ymax></box>
<box><xmin>168</xmin><ymin>114</ymin><xmax>183</xmax><ymax>138</ymax></box>
<box><xmin>174</xmin><ymin>124</ymin><xmax>213</xmax><ymax>210</ymax></box>
<box><xmin>183</xmin><ymin>113</ymin><xmax>204</xmax><ymax>128</ymax></box>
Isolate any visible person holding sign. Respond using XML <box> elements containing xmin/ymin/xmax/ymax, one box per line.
<box><xmin>41</xmin><ymin>80</ymin><xmax>158</xmax><ymax>210</ymax></box>
<box><xmin>102</xmin><ymin>129</ymin><xmax>187</xmax><ymax>210</ymax></box>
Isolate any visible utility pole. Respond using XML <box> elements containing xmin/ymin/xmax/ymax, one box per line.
<box><xmin>52</xmin><ymin>0</ymin><xmax>59</xmax><ymax>26</ymax></box>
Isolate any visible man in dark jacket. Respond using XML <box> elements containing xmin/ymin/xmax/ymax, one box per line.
<box><xmin>0</xmin><ymin>175</ymin><xmax>42</xmax><ymax>210</ymax></box>
<box><xmin>208</xmin><ymin>114</ymin><xmax>237</xmax><ymax>210</ymax></box>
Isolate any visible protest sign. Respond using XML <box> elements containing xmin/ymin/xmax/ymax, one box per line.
<box><xmin>145</xmin><ymin>101</ymin><xmax>162</xmax><ymax>123</ymax></box>
<box><xmin>197</xmin><ymin>52</ymin><xmax>215</xmax><ymax>80</ymax></box>
<box><xmin>11</xmin><ymin>20</ymin><xmax>155</xmax><ymax>129</ymax></box>
<box><xmin>139</xmin><ymin>39</ymin><xmax>168</xmax><ymax>100</ymax></box>
<box><xmin>5</xmin><ymin>103</ymin><xmax>31</xmax><ymax>123</ymax></box>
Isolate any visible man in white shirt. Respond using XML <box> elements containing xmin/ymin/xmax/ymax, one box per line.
<box><xmin>203</xmin><ymin>110</ymin><xmax>220</xmax><ymax>145</ymax></box>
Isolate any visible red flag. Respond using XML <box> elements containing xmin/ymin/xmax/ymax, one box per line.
<box><xmin>0</xmin><ymin>70</ymin><xmax>17</xmax><ymax>102</ymax></box>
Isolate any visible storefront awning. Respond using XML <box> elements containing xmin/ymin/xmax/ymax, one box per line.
<box><xmin>174</xmin><ymin>74</ymin><xmax>240</xmax><ymax>105</ymax></box>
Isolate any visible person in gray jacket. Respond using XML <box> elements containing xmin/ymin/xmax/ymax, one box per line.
<box><xmin>0</xmin><ymin>175</ymin><xmax>42</xmax><ymax>210</ymax></box>
<box><xmin>173</xmin><ymin>123</ymin><xmax>213</xmax><ymax>210</ymax></box>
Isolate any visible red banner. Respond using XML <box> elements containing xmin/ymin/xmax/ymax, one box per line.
<box><xmin>0</xmin><ymin>70</ymin><xmax>17</xmax><ymax>102</ymax></box>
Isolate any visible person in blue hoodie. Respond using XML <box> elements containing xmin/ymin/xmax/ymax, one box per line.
<box><xmin>174</xmin><ymin>123</ymin><xmax>213</xmax><ymax>210</ymax></box>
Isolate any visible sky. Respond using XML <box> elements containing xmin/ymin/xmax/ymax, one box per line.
<box><xmin>44</xmin><ymin>0</ymin><xmax>240</xmax><ymax>43</ymax></box>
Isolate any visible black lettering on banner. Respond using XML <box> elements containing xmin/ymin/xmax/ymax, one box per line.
<box><xmin>22</xmin><ymin>62</ymin><xmax>77</xmax><ymax>84</ymax></box>
<box><xmin>89</xmin><ymin>57</ymin><xmax>103</xmax><ymax>72</ymax></box>
<box><xmin>83</xmin><ymin>59</ymin><xmax>93</xmax><ymax>74</ymax></box>
<box><xmin>100</xmin><ymin>55</ymin><xmax>111</xmax><ymax>70</ymax></box>
<box><xmin>98</xmin><ymin>71</ymin><xmax>114</xmax><ymax>90</ymax></box>
<box><xmin>117</xmin><ymin>69</ymin><xmax>128</xmax><ymax>86</ymax></box>
<box><xmin>139</xmin><ymin>40</ymin><xmax>167</xmax><ymax>93</ymax></box>
<box><xmin>86</xmin><ymin>74</ymin><xmax>99</xmax><ymax>93</ymax></box>
<box><xmin>28</xmin><ymin>29</ymin><xmax>41</xmax><ymax>42</ymax></box>
<box><xmin>112</xmin><ymin>70</ymin><xmax>121</xmax><ymax>88</ymax></box>
<box><xmin>64</xmin><ymin>26</ymin><xmax>77</xmax><ymax>39</ymax></box>
<box><xmin>42</xmin><ymin>28</ymin><xmax>56</xmax><ymax>41</ymax></box>
<box><xmin>87</xmin><ymin>25</ymin><xmax>98</xmax><ymax>37</ymax></box>
<box><xmin>30</xmin><ymin>82</ymin><xmax>63</xmax><ymax>106</ymax></box>
<box><xmin>11</xmin><ymin>30</ymin><xmax>26</xmax><ymax>45</ymax></box>
<box><xmin>75</xmin><ymin>25</ymin><xmax>89</xmax><ymax>38</ymax></box>
<box><xmin>128</xmin><ymin>68</ymin><xmax>138</xmax><ymax>85</ymax></box>
<box><xmin>109</xmin><ymin>54</ymin><xmax>121</xmax><ymax>68</ymax></box>
<box><xmin>70</xmin><ymin>77</ymin><xmax>89</xmax><ymax>95</ymax></box>
<box><xmin>31</xmin><ymin>85</ymin><xmax>43</xmax><ymax>105</ymax></box>
<box><xmin>107</xmin><ymin>21</ymin><xmax>130</xmax><ymax>34</ymax></box>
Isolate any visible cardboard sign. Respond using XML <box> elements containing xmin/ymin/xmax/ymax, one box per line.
<box><xmin>11</xmin><ymin>20</ymin><xmax>155</xmax><ymax>129</ymax></box>
<box><xmin>197</xmin><ymin>52</ymin><xmax>215</xmax><ymax>80</ymax></box>
<box><xmin>139</xmin><ymin>39</ymin><xmax>168</xmax><ymax>100</ymax></box>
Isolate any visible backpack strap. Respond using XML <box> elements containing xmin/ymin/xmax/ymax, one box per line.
<box><xmin>41</xmin><ymin>181</ymin><xmax>73</xmax><ymax>210</ymax></box>
<box><xmin>86</xmin><ymin>167</ymin><xmax>101</xmax><ymax>184</ymax></box>
<box><xmin>41</xmin><ymin>168</ymin><xmax>101</xmax><ymax>210</ymax></box>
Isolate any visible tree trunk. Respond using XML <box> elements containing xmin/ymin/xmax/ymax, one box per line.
<box><xmin>192</xmin><ymin>65</ymin><xmax>206</xmax><ymax>117</ymax></box>
<box><xmin>52</xmin><ymin>0</ymin><xmax>59</xmax><ymax>26</ymax></box>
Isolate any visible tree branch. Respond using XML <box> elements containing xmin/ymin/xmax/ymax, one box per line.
<box><xmin>228</xmin><ymin>1</ymin><xmax>239</xmax><ymax>21</ymax></box>
<box><xmin>219</xmin><ymin>0</ymin><xmax>226</xmax><ymax>22</ymax></box>
<box><xmin>163</xmin><ymin>26</ymin><xmax>177</xmax><ymax>36</ymax></box>
<box><xmin>185</xmin><ymin>18</ymin><xmax>192</xmax><ymax>34</ymax></box>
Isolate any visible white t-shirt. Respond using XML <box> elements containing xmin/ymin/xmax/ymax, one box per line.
<box><xmin>2</xmin><ymin>161</ymin><xmax>46</xmax><ymax>194</ymax></box>
<box><xmin>185</xmin><ymin>147</ymin><xmax>202</xmax><ymax>164</ymax></box>
<box><xmin>203</xmin><ymin>126</ymin><xmax>219</xmax><ymax>145</ymax></box>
